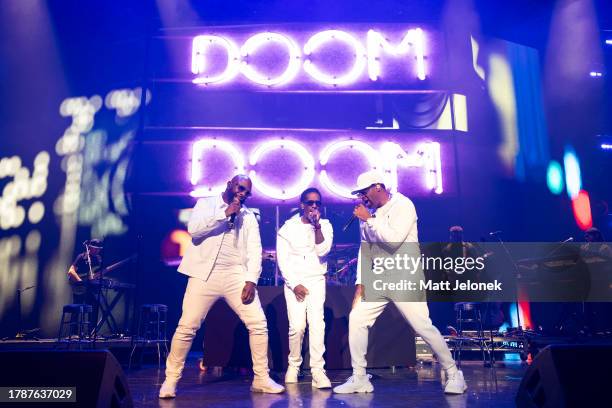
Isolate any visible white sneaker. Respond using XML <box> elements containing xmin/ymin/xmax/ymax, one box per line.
<box><xmin>158</xmin><ymin>379</ymin><xmax>177</xmax><ymax>398</ymax></box>
<box><xmin>285</xmin><ymin>366</ymin><xmax>299</xmax><ymax>383</ymax></box>
<box><xmin>312</xmin><ymin>369</ymin><xmax>332</xmax><ymax>389</ymax></box>
<box><xmin>251</xmin><ymin>377</ymin><xmax>285</xmax><ymax>394</ymax></box>
<box><xmin>444</xmin><ymin>369</ymin><xmax>467</xmax><ymax>394</ymax></box>
<box><xmin>333</xmin><ymin>374</ymin><xmax>373</xmax><ymax>394</ymax></box>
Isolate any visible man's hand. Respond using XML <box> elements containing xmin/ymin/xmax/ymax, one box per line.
<box><xmin>308</xmin><ymin>208</ymin><xmax>321</xmax><ymax>227</ymax></box>
<box><xmin>225</xmin><ymin>198</ymin><xmax>242</xmax><ymax>218</ymax></box>
<box><xmin>353</xmin><ymin>204</ymin><xmax>371</xmax><ymax>222</ymax></box>
<box><xmin>241</xmin><ymin>282</ymin><xmax>257</xmax><ymax>304</ymax></box>
<box><xmin>293</xmin><ymin>284</ymin><xmax>309</xmax><ymax>302</ymax></box>
<box><xmin>352</xmin><ymin>284</ymin><xmax>365</xmax><ymax>309</ymax></box>
<box><xmin>67</xmin><ymin>266</ymin><xmax>82</xmax><ymax>282</ymax></box>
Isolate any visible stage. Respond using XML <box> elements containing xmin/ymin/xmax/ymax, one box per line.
<box><xmin>1</xmin><ymin>1</ymin><xmax>611</xmax><ymax>407</ymax></box>
<box><xmin>2</xmin><ymin>340</ymin><xmax>612</xmax><ymax>407</ymax></box>
<box><xmin>129</xmin><ymin>354</ymin><xmax>525</xmax><ymax>408</ymax></box>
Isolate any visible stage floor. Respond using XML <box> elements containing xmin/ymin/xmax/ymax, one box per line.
<box><xmin>128</xmin><ymin>354</ymin><xmax>526</xmax><ymax>408</ymax></box>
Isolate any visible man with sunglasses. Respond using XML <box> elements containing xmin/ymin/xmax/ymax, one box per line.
<box><xmin>334</xmin><ymin>170</ymin><xmax>467</xmax><ymax>395</ymax></box>
<box><xmin>160</xmin><ymin>175</ymin><xmax>284</xmax><ymax>398</ymax></box>
<box><xmin>277</xmin><ymin>188</ymin><xmax>334</xmax><ymax>388</ymax></box>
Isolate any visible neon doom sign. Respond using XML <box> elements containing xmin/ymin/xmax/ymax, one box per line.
<box><xmin>191</xmin><ymin>26</ymin><xmax>430</xmax><ymax>88</ymax></box>
<box><xmin>190</xmin><ymin>134</ymin><xmax>445</xmax><ymax>201</ymax></box>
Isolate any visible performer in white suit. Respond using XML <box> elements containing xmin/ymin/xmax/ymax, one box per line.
<box><xmin>159</xmin><ymin>175</ymin><xmax>284</xmax><ymax>398</ymax></box>
<box><xmin>277</xmin><ymin>188</ymin><xmax>333</xmax><ymax>388</ymax></box>
<box><xmin>333</xmin><ymin>170</ymin><xmax>467</xmax><ymax>395</ymax></box>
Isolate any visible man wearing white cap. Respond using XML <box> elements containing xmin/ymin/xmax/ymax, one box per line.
<box><xmin>333</xmin><ymin>170</ymin><xmax>467</xmax><ymax>394</ymax></box>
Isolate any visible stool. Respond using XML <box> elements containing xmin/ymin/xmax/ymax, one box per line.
<box><xmin>56</xmin><ymin>304</ymin><xmax>93</xmax><ymax>348</ymax></box>
<box><xmin>129</xmin><ymin>304</ymin><xmax>169</xmax><ymax>368</ymax></box>
<box><xmin>452</xmin><ymin>302</ymin><xmax>493</xmax><ymax>366</ymax></box>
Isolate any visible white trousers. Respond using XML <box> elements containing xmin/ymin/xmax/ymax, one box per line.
<box><xmin>284</xmin><ymin>278</ymin><xmax>326</xmax><ymax>370</ymax></box>
<box><xmin>165</xmin><ymin>270</ymin><xmax>270</xmax><ymax>381</ymax></box>
<box><xmin>349</xmin><ymin>299</ymin><xmax>455</xmax><ymax>375</ymax></box>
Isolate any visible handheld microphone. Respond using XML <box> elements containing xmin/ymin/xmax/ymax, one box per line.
<box><xmin>546</xmin><ymin>236</ymin><xmax>575</xmax><ymax>257</ymax></box>
<box><xmin>227</xmin><ymin>197</ymin><xmax>243</xmax><ymax>229</ymax></box>
<box><xmin>342</xmin><ymin>215</ymin><xmax>357</xmax><ymax>232</ymax></box>
<box><xmin>228</xmin><ymin>213</ymin><xmax>237</xmax><ymax>229</ymax></box>
<box><xmin>343</xmin><ymin>211</ymin><xmax>376</xmax><ymax>232</ymax></box>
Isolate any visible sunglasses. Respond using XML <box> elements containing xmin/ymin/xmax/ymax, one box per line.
<box><xmin>303</xmin><ymin>200</ymin><xmax>322</xmax><ymax>206</ymax></box>
<box><xmin>356</xmin><ymin>188</ymin><xmax>373</xmax><ymax>198</ymax></box>
<box><xmin>356</xmin><ymin>183</ymin><xmax>380</xmax><ymax>197</ymax></box>
<box><xmin>235</xmin><ymin>185</ymin><xmax>252</xmax><ymax>197</ymax></box>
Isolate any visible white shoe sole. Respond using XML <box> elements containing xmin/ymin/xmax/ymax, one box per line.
<box><xmin>158</xmin><ymin>384</ymin><xmax>177</xmax><ymax>399</ymax></box>
<box><xmin>333</xmin><ymin>384</ymin><xmax>374</xmax><ymax>394</ymax></box>
<box><xmin>312</xmin><ymin>380</ymin><xmax>331</xmax><ymax>390</ymax></box>
<box><xmin>444</xmin><ymin>384</ymin><xmax>468</xmax><ymax>394</ymax></box>
<box><xmin>250</xmin><ymin>386</ymin><xmax>285</xmax><ymax>394</ymax></box>
<box><xmin>312</xmin><ymin>380</ymin><xmax>332</xmax><ymax>389</ymax></box>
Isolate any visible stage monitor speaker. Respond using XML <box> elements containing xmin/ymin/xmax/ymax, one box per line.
<box><xmin>0</xmin><ymin>349</ymin><xmax>132</xmax><ymax>408</ymax></box>
<box><xmin>516</xmin><ymin>344</ymin><xmax>612</xmax><ymax>408</ymax></box>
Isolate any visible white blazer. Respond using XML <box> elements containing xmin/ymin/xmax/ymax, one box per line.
<box><xmin>178</xmin><ymin>194</ymin><xmax>262</xmax><ymax>283</ymax></box>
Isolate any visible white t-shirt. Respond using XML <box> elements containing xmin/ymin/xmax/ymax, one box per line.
<box><xmin>213</xmin><ymin>227</ymin><xmax>242</xmax><ymax>270</ymax></box>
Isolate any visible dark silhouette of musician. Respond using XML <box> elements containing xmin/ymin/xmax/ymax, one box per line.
<box><xmin>67</xmin><ymin>239</ymin><xmax>104</xmax><ymax>304</ymax></box>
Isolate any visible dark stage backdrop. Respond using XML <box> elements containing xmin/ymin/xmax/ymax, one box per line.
<box><xmin>0</xmin><ymin>1</ymin><xmax>610</xmax><ymax>343</ymax></box>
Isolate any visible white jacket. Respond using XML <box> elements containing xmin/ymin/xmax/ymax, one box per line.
<box><xmin>276</xmin><ymin>214</ymin><xmax>333</xmax><ymax>290</ymax></box>
<box><xmin>178</xmin><ymin>194</ymin><xmax>262</xmax><ymax>283</ymax></box>
<box><xmin>356</xmin><ymin>192</ymin><xmax>419</xmax><ymax>284</ymax></box>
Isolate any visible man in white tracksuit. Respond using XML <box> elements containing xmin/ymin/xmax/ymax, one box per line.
<box><xmin>159</xmin><ymin>175</ymin><xmax>284</xmax><ymax>398</ymax></box>
<box><xmin>277</xmin><ymin>188</ymin><xmax>333</xmax><ymax>388</ymax></box>
<box><xmin>333</xmin><ymin>170</ymin><xmax>467</xmax><ymax>394</ymax></box>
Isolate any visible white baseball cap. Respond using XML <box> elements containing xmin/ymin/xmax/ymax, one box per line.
<box><xmin>351</xmin><ymin>170</ymin><xmax>386</xmax><ymax>195</ymax></box>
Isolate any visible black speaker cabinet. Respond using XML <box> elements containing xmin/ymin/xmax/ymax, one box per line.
<box><xmin>0</xmin><ymin>350</ymin><xmax>132</xmax><ymax>408</ymax></box>
<box><xmin>516</xmin><ymin>344</ymin><xmax>612</xmax><ymax>408</ymax></box>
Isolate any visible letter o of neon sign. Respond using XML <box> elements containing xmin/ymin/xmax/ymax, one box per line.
<box><xmin>240</xmin><ymin>33</ymin><xmax>302</xmax><ymax>86</ymax></box>
<box><xmin>248</xmin><ymin>140</ymin><xmax>315</xmax><ymax>200</ymax></box>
